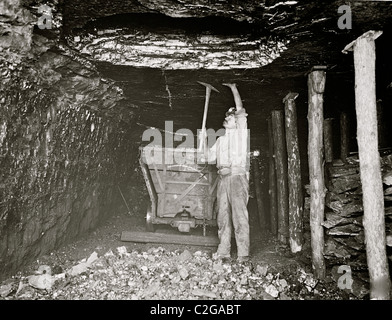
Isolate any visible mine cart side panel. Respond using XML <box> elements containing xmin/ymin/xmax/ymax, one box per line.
<box><xmin>152</xmin><ymin>166</ymin><xmax>217</xmax><ymax>220</ymax></box>
<box><xmin>140</xmin><ymin>146</ymin><xmax>218</xmax><ymax>224</ymax></box>
<box><xmin>157</xmin><ymin>194</ymin><xmax>211</xmax><ymax>219</ymax></box>
<box><xmin>151</xmin><ymin>171</ymin><xmax>210</xmax><ymax>195</ymax></box>
<box><xmin>139</xmin><ymin>156</ymin><xmax>158</xmax><ymax>218</ymax></box>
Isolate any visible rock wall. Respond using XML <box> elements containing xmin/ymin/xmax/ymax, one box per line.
<box><xmin>303</xmin><ymin>153</ymin><xmax>392</xmax><ymax>298</ymax></box>
<box><xmin>0</xmin><ymin>1</ymin><xmax>140</xmax><ymax>281</ymax></box>
<box><xmin>322</xmin><ymin>153</ymin><xmax>392</xmax><ymax>264</ymax></box>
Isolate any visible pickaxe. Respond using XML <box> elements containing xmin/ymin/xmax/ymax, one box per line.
<box><xmin>197</xmin><ymin>81</ymin><xmax>219</xmax><ymax>155</ymax></box>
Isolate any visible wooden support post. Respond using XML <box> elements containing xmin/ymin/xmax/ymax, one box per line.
<box><xmin>307</xmin><ymin>65</ymin><xmax>327</xmax><ymax>279</ymax></box>
<box><xmin>252</xmin><ymin>156</ymin><xmax>267</xmax><ymax>232</ymax></box>
<box><xmin>323</xmin><ymin>118</ymin><xmax>334</xmax><ymax>163</ymax></box>
<box><xmin>376</xmin><ymin>99</ymin><xmax>385</xmax><ymax>148</ymax></box>
<box><xmin>343</xmin><ymin>30</ymin><xmax>391</xmax><ymax>300</ymax></box>
<box><xmin>271</xmin><ymin>110</ymin><xmax>289</xmax><ymax>244</ymax></box>
<box><xmin>283</xmin><ymin>92</ymin><xmax>303</xmax><ymax>253</ymax></box>
<box><xmin>340</xmin><ymin>112</ymin><xmax>348</xmax><ymax>162</ymax></box>
<box><xmin>268</xmin><ymin>117</ymin><xmax>278</xmax><ymax>236</ymax></box>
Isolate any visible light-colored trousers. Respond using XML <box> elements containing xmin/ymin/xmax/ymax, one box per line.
<box><xmin>216</xmin><ymin>174</ymin><xmax>250</xmax><ymax>257</ymax></box>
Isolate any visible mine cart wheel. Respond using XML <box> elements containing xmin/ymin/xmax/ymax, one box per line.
<box><xmin>145</xmin><ymin>204</ymin><xmax>155</xmax><ymax>232</ymax></box>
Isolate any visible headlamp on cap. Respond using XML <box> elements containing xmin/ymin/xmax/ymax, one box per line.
<box><xmin>225</xmin><ymin>107</ymin><xmax>237</xmax><ymax>117</ymax></box>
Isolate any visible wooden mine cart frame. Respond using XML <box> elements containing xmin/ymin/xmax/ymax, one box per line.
<box><xmin>139</xmin><ymin>146</ymin><xmax>218</xmax><ymax>234</ymax></box>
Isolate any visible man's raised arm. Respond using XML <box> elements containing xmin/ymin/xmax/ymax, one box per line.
<box><xmin>222</xmin><ymin>83</ymin><xmax>243</xmax><ymax>111</ymax></box>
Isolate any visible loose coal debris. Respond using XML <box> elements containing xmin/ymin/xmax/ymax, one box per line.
<box><xmin>0</xmin><ymin>246</ymin><xmax>357</xmax><ymax>300</ymax></box>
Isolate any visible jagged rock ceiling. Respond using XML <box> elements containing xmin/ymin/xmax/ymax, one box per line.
<box><xmin>57</xmin><ymin>0</ymin><xmax>392</xmax><ymax>73</ymax></box>
<box><xmin>17</xmin><ymin>0</ymin><xmax>392</xmax><ymax>143</ymax></box>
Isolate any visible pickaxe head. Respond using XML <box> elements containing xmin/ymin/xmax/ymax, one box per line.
<box><xmin>197</xmin><ymin>81</ymin><xmax>220</xmax><ymax>93</ymax></box>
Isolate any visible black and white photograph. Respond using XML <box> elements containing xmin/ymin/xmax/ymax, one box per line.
<box><xmin>1</xmin><ymin>0</ymin><xmax>392</xmax><ymax>310</ymax></box>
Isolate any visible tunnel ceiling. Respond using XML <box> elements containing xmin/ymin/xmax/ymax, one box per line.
<box><xmin>19</xmin><ymin>0</ymin><xmax>392</xmax><ymax>141</ymax></box>
<box><xmin>17</xmin><ymin>0</ymin><xmax>389</xmax><ymax>74</ymax></box>
<box><xmin>54</xmin><ymin>0</ymin><xmax>392</xmax><ymax>74</ymax></box>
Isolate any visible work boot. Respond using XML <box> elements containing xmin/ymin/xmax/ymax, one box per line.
<box><xmin>237</xmin><ymin>256</ymin><xmax>250</xmax><ymax>263</ymax></box>
<box><xmin>212</xmin><ymin>252</ymin><xmax>231</xmax><ymax>263</ymax></box>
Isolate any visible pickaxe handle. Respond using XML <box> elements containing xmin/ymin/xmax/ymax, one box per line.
<box><xmin>201</xmin><ymin>87</ymin><xmax>211</xmax><ymax>131</ymax></box>
<box><xmin>197</xmin><ymin>81</ymin><xmax>219</xmax><ymax>154</ymax></box>
<box><xmin>199</xmin><ymin>87</ymin><xmax>211</xmax><ymax>153</ymax></box>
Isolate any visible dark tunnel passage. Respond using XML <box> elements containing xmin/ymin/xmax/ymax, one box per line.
<box><xmin>1</xmin><ymin>0</ymin><xmax>392</xmax><ymax>300</ymax></box>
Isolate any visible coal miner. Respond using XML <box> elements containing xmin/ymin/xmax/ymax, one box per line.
<box><xmin>200</xmin><ymin>83</ymin><xmax>250</xmax><ymax>262</ymax></box>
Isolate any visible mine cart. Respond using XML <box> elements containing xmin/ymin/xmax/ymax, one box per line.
<box><xmin>139</xmin><ymin>146</ymin><xmax>218</xmax><ymax>234</ymax></box>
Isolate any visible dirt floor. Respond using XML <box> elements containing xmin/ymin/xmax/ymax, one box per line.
<box><xmin>0</xmin><ymin>202</ymin><xmax>363</xmax><ymax>301</ymax></box>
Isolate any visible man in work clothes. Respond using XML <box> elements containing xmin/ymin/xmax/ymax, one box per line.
<box><xmin>201</xmin><ymin>83</ymin><xmax>250</xmax><ymax>262</ymax></box>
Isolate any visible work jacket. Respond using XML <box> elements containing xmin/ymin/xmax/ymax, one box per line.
<box><xmin>207</xmin><ymin>108</ymin><xmax>250</xmax><ymax>177</ymax></box>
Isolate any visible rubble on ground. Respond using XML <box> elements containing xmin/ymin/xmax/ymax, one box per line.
<box><xmin>0</xmin><ymin>246</ymin><xmax>359</xmax><ymax>300</ymax></box>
